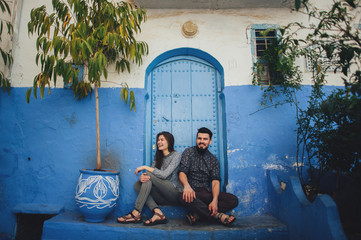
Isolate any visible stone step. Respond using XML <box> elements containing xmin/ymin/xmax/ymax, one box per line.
<box><xmin>42</xmin><ymin>212</ymin><xmax>288</xmax><ymax>240</ymax></box>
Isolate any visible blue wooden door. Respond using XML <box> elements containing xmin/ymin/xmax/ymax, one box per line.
<box><xmin>146</xmin><ymin>55</ymin><xmax>226</xmax><ymax>188</ymax></box>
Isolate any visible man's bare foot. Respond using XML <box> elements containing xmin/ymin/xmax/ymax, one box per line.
<box><xmin>216</xmin><ymin>213</ymin><xmax>236</xmax><ymax>227</ymax></box>
<box><xmin>186</xmin><ymin>212</ymin><xmax>199</xmax><ymax>225</ymax></box>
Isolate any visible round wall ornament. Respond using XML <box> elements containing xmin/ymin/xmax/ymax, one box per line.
<box><xmin>182</xmin><ymin>21</ymin><xmax>198</xmax><ymax>38</ymax></box>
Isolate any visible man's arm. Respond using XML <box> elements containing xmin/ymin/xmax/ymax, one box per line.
<box><xmin>208</xmin><ymin>180</ymin><xmax>220</xmax><ymax>216</ymax></box>
<box><xmin>179</xmin><ymin>171</ymin><xmax>196</xmax><ymax>203</ymax></box>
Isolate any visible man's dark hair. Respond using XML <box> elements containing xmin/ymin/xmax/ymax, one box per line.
<box><xmin>197</xmin><ymin>127</ymin><xmax>213</xmax><ymax>140</ymax></box>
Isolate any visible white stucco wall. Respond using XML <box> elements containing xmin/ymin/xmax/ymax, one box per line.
<box><xmin>8</xmin><ymin>0</ymin><xmax>355</xmax><ymax>88</ymax></box>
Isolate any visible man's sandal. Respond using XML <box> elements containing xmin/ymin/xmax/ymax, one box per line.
<box><xmin>217</xmin><ymin>213</ymin><xmax>236</xmax><ymax>227</ymax></box>
<box><xmin>143</xmin><ymin>212</ymin><xmax>168</xmax><ymax>226</ymax></box>
<box><xmin>186</xmin><ymin>213</ymin><xmax>199</xmax><ymax>225</ymax></box>
<box><xmin>117</xmin><ymin>212</ymin><xmax>142</xmax><ymax>224</ymax></box>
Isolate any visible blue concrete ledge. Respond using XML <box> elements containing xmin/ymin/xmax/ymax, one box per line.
<box><xmin>42</xmin><ymin>211</ymin><xmax>288</xmax><ymax>240</ymax></box>
<box><xmin>12</xmin><ymin>203</ymin><xmax>64</xmax><ymax>215</ymax></box>
<box><xmin>267</xmin><ymin>170</ymin><xmax>347</xmax><ymax>240</ymax></box>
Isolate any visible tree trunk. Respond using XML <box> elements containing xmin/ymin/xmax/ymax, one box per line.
<box><xmin>95</xmin><ymin>80</ymin><xmax>101</xmax><ymax>170</ymax></box>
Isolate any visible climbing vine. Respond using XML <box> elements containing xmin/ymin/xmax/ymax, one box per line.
<box><xmin>253</xmin><ymin>0</ymin><xmax>361</xmax><ymax>199</ymax></box>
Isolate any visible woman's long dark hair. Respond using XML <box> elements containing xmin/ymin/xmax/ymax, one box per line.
<box><xmin>154</xmin><ymin>131</ymin><xmax>175</xmax><ymax>169</ymax></box>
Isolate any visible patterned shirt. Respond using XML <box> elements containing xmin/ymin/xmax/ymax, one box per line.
<box><xmin>179</xmin><ymin>146</ymin><xmax>221</xmax><ymax>192</ymax></box>
<box><xmin>151</xmin><ymin>151</ymin><xmax>182</xmax><ymax>189</ymax></box>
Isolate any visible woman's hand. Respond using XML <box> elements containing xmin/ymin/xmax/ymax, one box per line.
<box><xmin>139</xmin><ymin>173</ymin><xmax>150</xmax><ymax>183</ymax></box>
<box><xmin>134</xmin><ymin>166</ymin><xmax>146</xmax><ymax>176</ymax></box>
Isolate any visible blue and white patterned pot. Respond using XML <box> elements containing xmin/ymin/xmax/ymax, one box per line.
<box><xmin>75</xmin><ymin>169</ymin><xmax>119</xmax><ymax>222</ymax></box>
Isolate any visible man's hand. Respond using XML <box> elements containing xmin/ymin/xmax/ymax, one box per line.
<box><xmin>209</xmin><ymin>180</ymin><xmax>220</xmax><ymax>216</ymax></box>
<box><xmin>209</xmin><ymin>200</ymin><xmax>218</xmax><ymax>216</ymax></box>
<box><xmin>182</xmin><ymin>185</ymin><xmax>196</xmax><ymax>203</ymax></box>
<box><xmin>139</xmin><ymin>173</ymin><xmax>150</xmax><ymax>183</ymax></box>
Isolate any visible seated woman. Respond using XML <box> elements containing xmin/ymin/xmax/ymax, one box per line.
<box><xmin>117</xmin><ymin>131</ymin><xmax>182</xmax><ymax>226</ymax></box>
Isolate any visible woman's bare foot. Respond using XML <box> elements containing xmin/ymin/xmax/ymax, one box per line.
<box><xmin>117</xmin><ymin>209</ymin><xmax>142</xmax><ymax>223</ymax></box>
<box><xmin>144</xmin><ymin>208</ymin><xmax>168</xmax><ymax>226</ymax></box>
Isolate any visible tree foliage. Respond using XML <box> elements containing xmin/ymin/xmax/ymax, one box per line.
<box><xmin>28</xmin><ymin>0</ymin><xmax>148</xmax><ymax>169</ymax></box>
<box><xmin>253</xmin><ymin>0</ymin><xmax>361</xmax><ymax>196</ymax></box>
<box><xmin>294</xmin><ymin>0</ymin><xmax>308</xmax><ymax>11</ymax></box>
<box><xmin>0</xmin><ymin>0</ymin><xmax>13</xmax><ymax>94</ymax></box>
<box><xmin>27</xmin><ymin>0</ymin><xmax>148</xmax><ymax>111</ymax></box>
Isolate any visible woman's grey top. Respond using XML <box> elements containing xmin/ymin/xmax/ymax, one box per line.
<box><xmin>151</xmin><ymin>151</ymin><xmax>182</xmax><ymax>189</ymax></box>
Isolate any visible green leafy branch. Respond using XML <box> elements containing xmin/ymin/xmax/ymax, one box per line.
<box><xmin>253</xmin><ymin>0</ymin><xmax>361</xmax><ymax>197</ymax></box>
<box><xmin>26</xmin><ymin>0</ymin><xmax>148</xmax><ymax>107</ymax></box>
<box><xmin>0</xmin><ymin>0</ymin><xmax>13</xmax><ymax>94</ymax></box>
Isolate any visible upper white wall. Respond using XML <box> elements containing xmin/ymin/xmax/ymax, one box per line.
<box><xmin>9</xmin><ymin>0</ymin><xmax>349</xmax><ymax>88</ymax></box>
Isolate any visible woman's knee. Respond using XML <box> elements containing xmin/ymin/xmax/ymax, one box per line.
<box><xmin>135</xmin><ymin>180</ymin><xmax>152</xmax><ymax>189</ymax></box>
<box><xmin>146</xmin><ymin>172</ymin><xmax>163</xmax><ymax>185</ymax></box>
<box><xmin>146</xmin><ymin>172</ymin><xmax>156</xmax><ymax>179</ymax></box>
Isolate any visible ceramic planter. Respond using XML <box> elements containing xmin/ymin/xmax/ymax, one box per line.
<box><xmin>75</xmin><ymin>169</ymin><xmax>119</xmax><ymax>222</ymax></box>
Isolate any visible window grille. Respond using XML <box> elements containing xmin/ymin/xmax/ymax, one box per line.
<box><xmin>305</xmin><ymin>44</ymin><xmax>338</xmax><ymax>72</ymax></box>
<box><xmin>251</xmin><ymin>26</ymin><xmax>278</xmax><ymax>85</ymax></box>
<box><xmin>255</xmin><ymin>29</ymin><xmax>277</xmax><ymax>58</ymax></box>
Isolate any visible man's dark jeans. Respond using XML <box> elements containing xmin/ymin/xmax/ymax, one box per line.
<box><xmin>178</xmin><ymin>187</ymin><xmax>239</xmax><ymax>219</ymax></box>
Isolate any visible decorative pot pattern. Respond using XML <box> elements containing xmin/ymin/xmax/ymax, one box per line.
<box><xmin>75</xmin><ymin>169</ymin><xmax>119</xmax><ymax>222</ymax></box>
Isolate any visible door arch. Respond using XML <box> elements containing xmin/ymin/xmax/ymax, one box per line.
<box><xmin>144</xmin><ymin>48</ymin><xmax>228</xmax><ymax>190</ymax></box>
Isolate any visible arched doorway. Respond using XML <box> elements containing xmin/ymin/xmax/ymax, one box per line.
<box><xmin>144</xmin><ymin>48</ymin><xmax>227</xmax><ymax>190</ymax></box>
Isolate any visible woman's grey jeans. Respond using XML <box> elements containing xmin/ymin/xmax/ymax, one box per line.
<box><xmin>134</xmin><ymin>172</ymin><xmax>180</xmax><ymax>212</ymax></box>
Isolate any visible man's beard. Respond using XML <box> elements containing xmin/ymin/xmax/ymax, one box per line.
<box><xmin>196</xmin><ymin>145</ymin><xmax>208</xmax><ymax>154</ymax></box>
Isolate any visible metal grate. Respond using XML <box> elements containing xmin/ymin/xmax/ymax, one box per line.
<box><xmin>305</xmin><ymin>44</ymin><xmax>338</xmax><ymax>72</ymax></box>
<box><xmin>254</xmin><ymin>29</ymin><xmax>277</xmax><ymax>85</ymax></box>
<box><xmin>255</xmin><ymin>29</ymin><xmax>277</xmax><ymax>57</ymax></box>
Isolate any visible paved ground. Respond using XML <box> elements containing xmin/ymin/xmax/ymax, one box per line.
<box><xmin>41</xmin><ymin>212</ymin><xmax>289</xmax><ymax>240</ymax></box>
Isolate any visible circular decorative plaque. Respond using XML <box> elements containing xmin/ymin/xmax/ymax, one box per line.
<box><xmin>182</xmin><ymin>21</ymin><xmax>198</xmax><ymax>38</ymax></box>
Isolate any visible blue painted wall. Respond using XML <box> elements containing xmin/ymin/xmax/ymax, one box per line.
<box><xmin>267</xmin><ymin>170</ymin><xmax>347</xmax><ymax>239</ymax></box>
<box><xmin>0</xmin><ymin>87</ymin><xmax>146</xmax><ymax>239</ymax></box>
<box><xmin>224</xmin><ymin>85</ymin><xmax>299</xmax><ymax>215</ymax></box>
<box><xmin>224</xmin><ymin>85</ymin><xmax>340</xmax><ymax>216</ymax></box>
<box><xmin>0</xmin><ymin>85</ymin><xmax>339</xmax><ymax>238</ymax></box>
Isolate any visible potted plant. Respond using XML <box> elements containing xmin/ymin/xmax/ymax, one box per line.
<box><xmin>27</xmin><ymin>0</ymin><xmax>148</xmax><ymax>222</ymax></box>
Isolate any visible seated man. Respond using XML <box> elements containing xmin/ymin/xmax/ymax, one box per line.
<box><xmin>178</xmin><ymin>127</ymin><xmax>238</xmax><ymax>226</ymax></box>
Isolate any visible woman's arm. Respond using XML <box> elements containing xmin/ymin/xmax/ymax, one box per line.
<box><xmin>134</xmin><ymin>165</ymin><xmax>154</xmax><ymax>176</ymax></box>
<box><xmin>152</xmin><ymin>151</ymin><xmax>181</xmax><ymax>179</ymax></box>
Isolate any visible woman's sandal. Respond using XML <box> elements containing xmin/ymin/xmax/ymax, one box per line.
<box><xmin>117</xmin><ymin>212</ymin><xmax>142</xmax><ymax>224</ymax></box>
<box><xmin>143</xmin><ymin>212</ymin><xmax>168</xmax><ymax>226</ymax></box>
<box><xmin>217</xmin><ymin>213</ymin><xmax>236</xmax><ymax>227</ymax></box>
<box><xmin>186</xmin><ymin>213</ymin><xmax>199</xmax><ymax>225</ymax></box>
